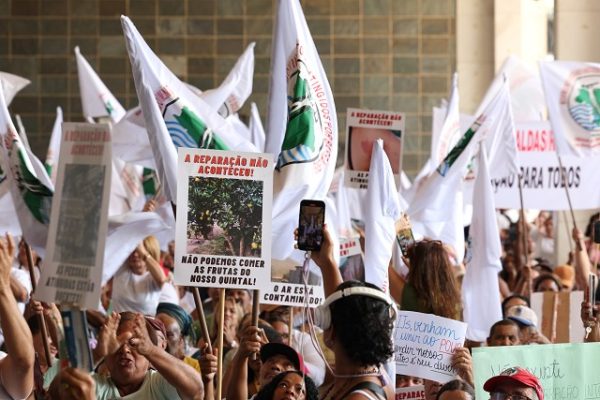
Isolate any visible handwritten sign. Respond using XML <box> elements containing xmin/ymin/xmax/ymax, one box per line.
<box><xmin>473</xmin><ymin>343</ymin><xmax>600</xmax><ymax>400</ymax></box>
<box><xmin>395</xmin><ymin>386</ymin><xmax>425</xmax><ymax>400</ymax></box>
<box><xmin>394</xmin><ymin>311</ymin><xmax>467</xmax><ymax>383</ymax></box>
<box><xmin>174</xmin><ymin>148</ymin><xmax>273</xmax><ymax>290</ymax></box>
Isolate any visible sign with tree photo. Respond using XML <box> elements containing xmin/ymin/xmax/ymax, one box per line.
<box><xmin>174</xmin><ymin>148</ymin><xmax>273</xmax><ymax>290</ymax></box>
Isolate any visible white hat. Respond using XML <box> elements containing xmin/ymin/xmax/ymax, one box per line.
<box><xmin>506</xmin><ymin>305</ymin><xmax>538</xmax><ymax>327</ymax></box>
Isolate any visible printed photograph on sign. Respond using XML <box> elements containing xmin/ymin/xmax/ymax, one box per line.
<box><xmin>187</xmin><ymin>177</ymin><xmax>263</xmax><ymax>257</ymax></box>
<box><xmin>344</xmin><ymin>108</ymin><xmax>404</xmax><ymax>189</ymax></box>
<box><xmin>54</xmin><ymin>164</ymin><xmax>105</xmax><ymax>265</ymax></box>
<box><xmin>175</xmin><ymin>148</ymin><xmax>273</xmax><ymax>291</ymax></box>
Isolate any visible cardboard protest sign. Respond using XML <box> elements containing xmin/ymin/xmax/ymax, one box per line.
<box><xmin>395</xmin><ymin>386</ymin><xmax>425</xmax><ymax>400</ymax></box>
<box><xmin>344</xmin><ymin>108</ymin><xmax>404</xmax><ymax>189</ymax></box>
<box><xmin>394</xmin><ymin>311</ymin><xmax>467</xmax><ymax>383</ymax></box>
<box><xmin>473</xmin><ymin>343</ymin><xmax>600</xmax><ymax>400</ymax></box>
<box><xmin>531</xmin><ymin>291</ymin><xmax>584</xmax><ymax>344</ymax></box>
<box><xmin>37</xmin><ymin>123</ymin><xmax>111</xmax><ymax>309</ymax></box>
<box><xmin>487</xmin><ymin>121</ymin><xmax>600</xmax><ymax>210</ymax></box>
<box><xmin>264</xmin><ymin>258</ymin><xmax>324</xmax><ymax>307</ymax></box>
<box><xmin>175</xmin><ymin>148</ymin><xmax>272</xmax><ymax>290</ymax></box>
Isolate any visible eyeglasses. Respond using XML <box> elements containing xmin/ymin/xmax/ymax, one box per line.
<box><xmin>490</xmin><ymin>392</ymin><xmax>534</xmax><ymax>400</ymax></box>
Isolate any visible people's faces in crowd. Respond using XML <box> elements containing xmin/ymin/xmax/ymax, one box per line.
<box><xmin>127</xmin><ymin>247</ymin><xmax>146</xmax><ymax>275</ymax></box>
<box><xmin>259</xmin><ymin>354</ymin><xmax>297</xmax><ymax>386</ymax></box>
<box><xmin>487</xmin><ymin>324</ymin><xmax>520</xmax><ymax>347</ymax></box>
<box><xmin>228</xmin><ymin>289</ymin><xmax>252</xmax><ymax>314</ymax></box>
<box><xmin>424</xmin><ymin>379</ymin><xmax>442</xmax><ymax>400</ymax></box>
<box><xmin>502</xmin><ymin>296</ymin><xmax>529</xmax><ymax>317</ymax></box>
<box><xmin>106</xmin><ymin>319</ymin><xmax>149</xmax><ymax>387</ymax></box>
<box><xmin>488</xmin><ymin>381</ymin><xmax>537</xmax><ymax>400</ymax></box>
<box><xmin>396</xmin><ymin>375</ymin><xmax>423</xmax><ymax>388</ymax></box>
<box><xmin>270</xmin><ymin>320</ymin><xmax>290</xmax><ymax>344</ymax></box>
<box><xmin>535</xmin><ymin>276</ymin><xmax>560</xmax><ymax>292</ymax></box>
<box><xmin>273</xmin><ymin>372</ymin><xmax>306</xmax><ymax>400</ymax></box>
<box><xmin>156</xmin><ymin>313</ymin><xmax>184</xmax><ymax>358</ymax></box>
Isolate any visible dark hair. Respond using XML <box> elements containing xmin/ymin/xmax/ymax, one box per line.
<box><xmin>585</xmin><ymin>212</ymin><xmax>600</xmax><ymax>238</ymax></box>
<box><xmin>501</xmin><ymin>295</ymin><xmax>530</xmax><ymax>316</ymax></box>
<box><xmin>436</xmin><ymin>379</ymin><xmax>475</xmax><ymax>400</ymax></box>
<box><xmin>254</xmin><ymin>371</ymin><xmax>318</xmax><ymax>400</ymax></box>
<box><xmin>533</xmin><ymin>273</ymin><xmax>562</xmax><ymax>292</ymax></box>
<box><xmin>488</xmin><ymin>319</ymin><xmax>519</xmax><ymax>337</ymax></box>
<box><xmin>406</xmin><ymin>239</ymin><xmax>462</xmax><ymax>319</ymax></box>
<box><xmin>329</xmin><ymin>280</ymin><xmax>394</xmax><ymax>366</ymax></box>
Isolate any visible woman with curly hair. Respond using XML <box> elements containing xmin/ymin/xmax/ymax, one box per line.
<box><xmin>254</xmin><ymin>370</ymin><xmax>318</xmax><ymax>400</ymax></box>
<box><xmin>310</xmin><ymin>226</ymin><xmax>396</xmax><ymax>400</ymax></box>
<box><xmin>393</xmin><ymin>239</ymin><xmax>462</xmax><ymax>320</ymax></box>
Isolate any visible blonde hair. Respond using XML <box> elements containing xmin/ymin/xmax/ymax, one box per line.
<box><xmin>143</xmin><ymin>235</ymin><xmax>160</xmax><ymax>262</ymax></box>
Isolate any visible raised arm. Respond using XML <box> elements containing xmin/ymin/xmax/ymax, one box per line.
<box><xmin>129</xmin><ymin>314</ymin><xmax>202</xmax><ymax>400</ymax></box>
<box><xmin>573</xmin><ymin>227</ymin><xmax>592</xmax><ymax>291</ymax></box>
<box><xmin>0</xmin><ymin>234</ymin><xmax>34</xmax><ymax>399</ymax></box>
<box><xmin>226</xmin><ymin>325</ymin><xmax>262</xmax><ymax>400</ymax></box>
<box><xmin>309</xmin><ymin>225</ymin><xmax>342</xmax><ymax>297</ymax></box>
<box><xmin>137</xmin><ymin>244</ymin><xmax>167</xmax><ymax>287</ymax></box>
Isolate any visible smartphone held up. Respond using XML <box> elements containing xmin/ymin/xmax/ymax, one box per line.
<box><xmin>297</xmin><ymin>200</ymin><xmax>325</xmax><ymax>252</ymax></box>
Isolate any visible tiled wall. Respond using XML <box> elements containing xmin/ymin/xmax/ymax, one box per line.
<box><xmin>0</xmin><ymin>0</ymin><xmax>455</xmax><ymax>176</ymax></box>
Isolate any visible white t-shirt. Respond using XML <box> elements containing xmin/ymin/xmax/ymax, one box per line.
<box><xmin>111</xmin><ymin>267</ymin><xmax>162</xmax><ymax>315</ymax></box>
<box><xmin>158</xmin><ymin>281</ymin><xmax>179</xmax><ymax>306</ymax></box>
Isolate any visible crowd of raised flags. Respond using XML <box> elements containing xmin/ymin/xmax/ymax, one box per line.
<box><xmin>0</xmin><ymin>0</ymin><xmax>598</xmax><ymax>398</ymax></box>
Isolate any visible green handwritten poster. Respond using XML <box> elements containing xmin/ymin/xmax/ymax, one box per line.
<box><xmin>473</xmin><ymin>343</ymin><xmax>600</xmax><ymax>400</ymax></box>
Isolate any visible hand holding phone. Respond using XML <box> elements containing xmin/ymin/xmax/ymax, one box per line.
<box><xmin>297</xmin><ymin>200</ymin><xmax>325</xmax><ymax>251</ymax></box>
<box><xmin>395</xmin><ymin>213</ymin><xmax>415</xmax><ymax>257</ymax></box>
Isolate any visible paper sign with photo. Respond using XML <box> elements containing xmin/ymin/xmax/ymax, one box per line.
<box><xmin>344</xmin><ymin>108</ymin><xmax>404</xmax><ymax>189</ymax></box>
<box><xmin>174</xmin><ymin>148</ymin><xmax>272</xmax><ymax>290</ymax></box>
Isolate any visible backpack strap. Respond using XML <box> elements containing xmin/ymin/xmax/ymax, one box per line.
<box><xmin>343</xmin><ymin>381</ymin><xmax>387</xmax><ymax>400</ymax></box>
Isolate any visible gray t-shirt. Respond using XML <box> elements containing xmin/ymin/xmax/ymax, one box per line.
<box><xmin>94</xmin><ymin>369</ymin><xmax>181</xmax><ymax>400</ymax></box>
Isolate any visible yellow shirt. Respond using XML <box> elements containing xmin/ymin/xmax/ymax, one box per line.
<box><xmin>183</xmin><ymin>355</ymin><xmax>201</xmax><ymax>373</ymax></box>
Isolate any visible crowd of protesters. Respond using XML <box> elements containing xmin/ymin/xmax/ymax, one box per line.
<box><xmin>0</xmin><ymin>208</ymin><xmax>597</xmax><ymax>400</ymax></box>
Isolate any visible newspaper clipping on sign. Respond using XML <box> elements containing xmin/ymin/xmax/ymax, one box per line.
<box><xmin>175</xmin><ymin>148</ymin><xmax>272</xmax><ymax>290</ymax></box>
<box><xmin>344</xmin><ymin>108</ymin><xmax>404</xmax><ymax>189</ymax></box>
<box><xmin>37</xmin><ymin>123</ymin><xmax>112</xmax><ymax>309</ymax></box>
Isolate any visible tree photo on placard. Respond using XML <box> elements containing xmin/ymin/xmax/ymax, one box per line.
<box><xmin>187</xmin><ymin>176</ymin><xmax>263</xmax><ymax>257</ymax></box>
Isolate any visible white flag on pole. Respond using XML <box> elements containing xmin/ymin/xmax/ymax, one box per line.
<box><xmin>75</xmin><ymin>46</ymin><xmax>126</xmax><ymax>123</ymax></box>
<box><xmin>540</xmin><ymin>60</ymin><xmax>600</xmax><ymax>156</ymax></box>
<box><xmin>462</xmin><ymin>143</ymin><xmax>503</xmax><ymax>341</ymax></box>
<box><xmin>364</xmin><ymin>139</ymin><xmax>401</xmax><ymax>292</ymax></box>
<box><xmin>44</xmin><ymin>106</ymin><xmax>63</xmax><ymax>184</ymax></box>
<box><xmin>0</xmin><ymin>85</ymin><xmax>54</xmax><ymax>254</ymax></box>
<box><xmin>0</xmin><ymin>72</ymin><xmax>30</xmax><ymax>106</ymax></box>
<box><xmin>249</xmin><ymin>102</ymin><xmax>266</xmax><ymax>153</ymax></box>
<box><xmin>266</xmin><ymin>0</ymin><xmax>337</xmax><ymax>260</ymax></box>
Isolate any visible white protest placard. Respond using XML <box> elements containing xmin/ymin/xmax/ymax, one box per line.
<box><xmin>489</xmin><ymin>121</ymin><xmax>600</xmax><ymax>210</ymax></box>
<box><xmin>264</xmin><ymin>258</ymin><xmax>325</xmax><ymax>307</ymax></box>
<box><xmin>395</xmin><ymin>386</ymin><xmax>425</xmax><ymax>400</ymax></box>
<box><xmin>175</xmin><ymin>148</ymin><xmax>272</xmax><ymax>290</ymax></box>
<box><xmin>37</xmin><ymin>123</ymin><xmax>112</xmax><ymax>309</ymax></box>
<box><xmin>394</xmin><ymin>311</ymin><xmax>467</xmax><ymax>383</ymax></box>
<box><xmin>344</xmin><ymin>108</ymin><xmax>404</xmax><ymax>189</ymax></box>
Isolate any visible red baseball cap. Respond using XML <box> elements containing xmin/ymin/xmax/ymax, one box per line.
<box><xmin>484</xmin><ymin>367</ymin><xmax>543</xmax><ymax>400</ymax></box>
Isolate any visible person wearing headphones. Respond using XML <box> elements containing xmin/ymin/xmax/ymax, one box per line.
<box><xmin>309</xmin><ymin>225</ymin><xmax>396</xmax><ymax>400</ymax></box>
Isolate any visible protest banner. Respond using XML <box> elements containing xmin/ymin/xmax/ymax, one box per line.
<box><xmin>174</xmin><ymin>148</ymin><xmax>272</xmax><ymax>290</ymax></box>
<box><xmin>37</xmin><ymin>123</ymin><xmax>112</xmax><ymax>309</ymax></box>
<box><xmin>531</xmin><ymin>291</ymin><xmax>584</xmax><ymax>344</ymax></box>
<box><xmin>264</xmin><ymin>258</ymin><xmax>325</xmax><ymax>307</ymax></box>
<box><xmin>473</xmin><ymin>343</ymin><xmax>600</xmax><ymax>400</ymax></box>
<box><xmin>395</xmin><ymin>385</ymin><xmax>425</xmax><ymax>400</ymax></box>
<box><xmin>491</xmin><ymin>121</ymin><xmax>600</xmax><ymax>210</ymax></box>
<box><xmin>344</xmin><ymin>108</ymin><xmax>404</xmax><ymax>189</ymax></box>
<box><xmin>394</xmin><ymin>311</ymin><xmax>467</xmax><ymax>383</ymax></box>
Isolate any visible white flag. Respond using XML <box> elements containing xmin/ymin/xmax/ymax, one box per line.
<box><xmin>0</xmin><ymin>72</ymin><xmax>30</xmax><ymax>106</ymax></box>
<box><xmin>112</xmin><ymin>106</ymin><xmax>156</xmax><ymax>169</ymax></box>
<box><xmin>266</xmin><ymin>0</ymin><xmax>337</xmax><ymax>260</ymax></box>
<box><xmin>15</xmin><ymin>115</ymin><xmax>30</xmax><ymax>150</ymax></box>
<box><xmin>540</xmin><ymin>60</ymin><xmax>600</xmax><ymax>156</ymax></box>
<box><xmin>0</xmin><ymin>192</ymin><xmax>21</xmax><ymax>237</ymax></box>
<box><xmin>249</xmin><ymin>102</ymin><xmax>266</xmax><ymax>152</ymax></box>
<box><xmin>121</xmin><ymin>16</ymin><xmax>256</xmax><ymax>153</ymax></box>
<box><xmin>44</xmin><ymin>106</ymin><xmax>63</xmax><ymax>183</ymax></box>
<box><xmin>0</xmin><ymin>84</ymin><xmax>54</xmax><ymax>254</ymax></box>
<box><xmin>364</xmin><ymin>140</ymin><xmax>401</xmax><ymax>292</ymax></box>
<box><xmin>462</xmin><ymin>143</ymin><xmax>503</xmax><ymax>341</ymax></box>
<box><xmin>202</xmin><ymin>42</ymin><xmax>255</xmax><ymax>117</ymax></box>
<box><xmin>75</xmin><ymin>46</ymin><xmax>126</xmax><ymax>123</ymax></box>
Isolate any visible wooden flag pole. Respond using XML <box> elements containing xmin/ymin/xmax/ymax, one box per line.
<box><xmin>562</xmin><ymin>211</ymin><xmax>573</xmax><ymax>254</ymax></box>
<box><xmin>191</xmin><ymin>287</ymin><xmax>212</xmax><ymax>353</ymax></box>
<box><xmin>556</xmin><ymin>154</ymin><xmax>581</xmax><ymax>251</ymax></box>
<box><xmin>250</xmin><ymin>290</ymin><xmax>260</xmax><ymax>360</ymax></box>
<box><xmin>216</xmin><ymin>288</ymin><xmax>226</xmax><ymax>400</ymax></box>
<box><xmin>25</xmin><ymin>243</ymin><xmax>53</xmax><ymax>366</ymax></box>
<box><xmin>288</xmin><ymin>307</ymin><xmax>294</xmax><ymax>346</ymax></box>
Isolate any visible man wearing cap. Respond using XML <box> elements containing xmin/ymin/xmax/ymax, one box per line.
<box><xmin>505</xmin><ymin>305</ymin><xmax>550</xmax><ymax>345</ymax></box>
<box><xmin>227</xmin><ymin>325</ymin><xmax>305</xmax><ymax>400</ymax></box>
<box><xmin>483</xmin><ymin>366</ymin><xmax>544</xmax><ymax>400</ymax></box>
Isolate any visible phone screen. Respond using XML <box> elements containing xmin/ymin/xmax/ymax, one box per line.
<box><xmin>395</xmin><ymin>213</ymin><xmax>415</xmax><ymax>257</ymax></box>
<box><xmin>298</xmin><ymin>200</ymin><xmax>325</xmax><ymax>251</ymax></box>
